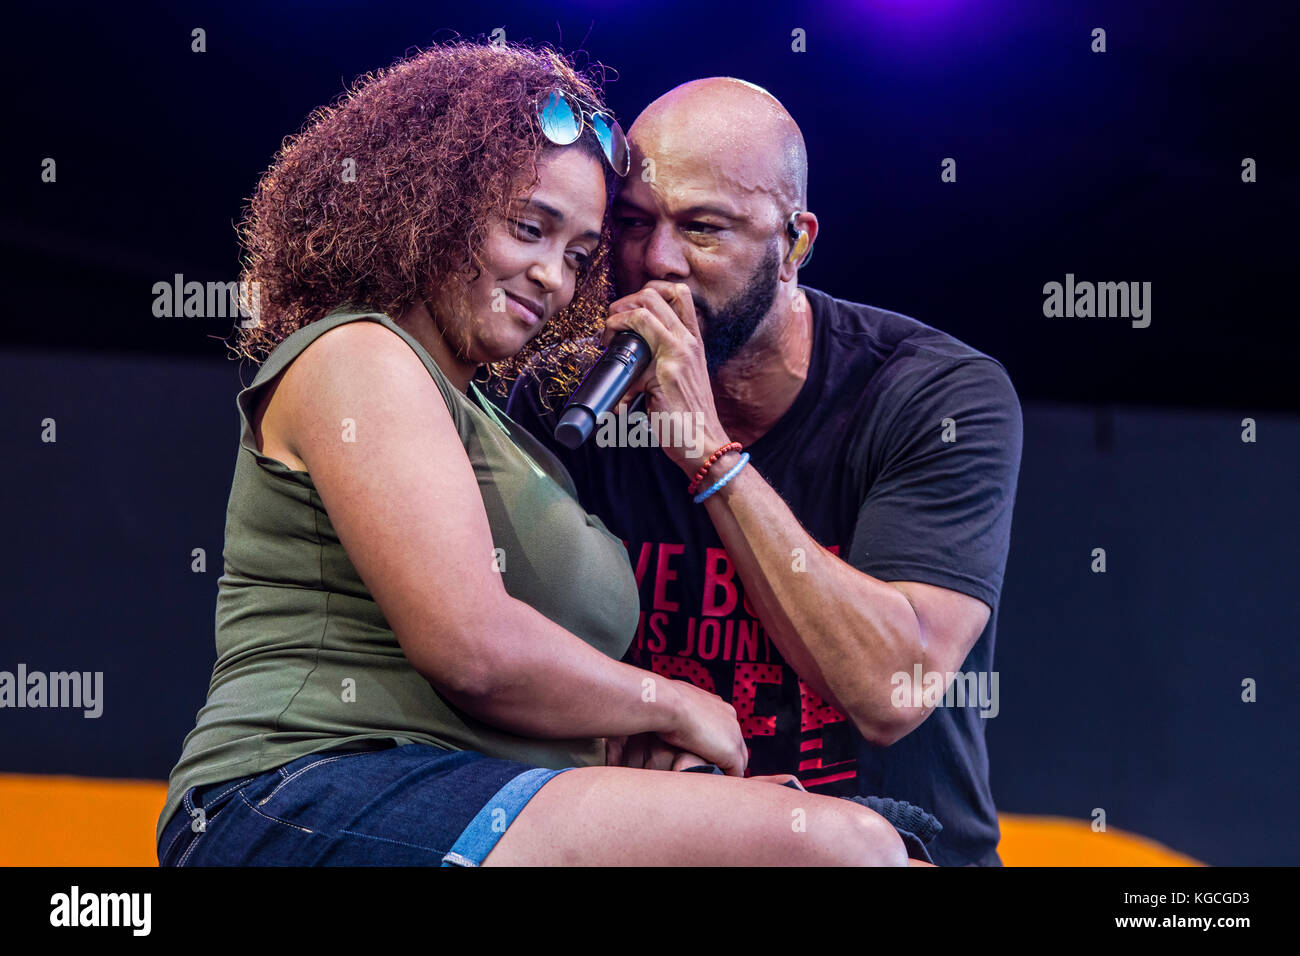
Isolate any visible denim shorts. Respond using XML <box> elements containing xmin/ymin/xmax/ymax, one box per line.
<box><xmin>157</xmin><ymin>740</ymin><xmax>571</xmax><ymax>866</ymax></box>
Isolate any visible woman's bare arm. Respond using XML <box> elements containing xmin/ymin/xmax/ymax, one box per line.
<box><xmin>269</xmin><ymin>321</ymin><xmax>745</xmax><ymax>771</ymax></box>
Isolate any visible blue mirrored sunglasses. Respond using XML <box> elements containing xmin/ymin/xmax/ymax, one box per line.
<box><xmin>537</xmin><ymin>89</ymin><xmax>630</xmax><ymax>177</ymax></box>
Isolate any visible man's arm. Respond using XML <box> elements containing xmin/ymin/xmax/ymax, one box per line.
<box><xmin>697</xmin><ymin>359</ymin><xmax>1021</xmax><ymax>747</ymax></box>
<box><xmin>583</xmin><ymin>283</ymin><xmax>1023</xmax><ymax>749</ymax></box>
<box><xmin>700</xmin><ymin>468</ymin><xmax>989</xmax><ymax>746</ymax></box>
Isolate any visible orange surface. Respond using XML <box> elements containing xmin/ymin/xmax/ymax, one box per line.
<box><xmin>998</xmin><ymin>814</ymin><xmax>1203</xmax><ymax>866</ymax></box>
<box><xmin>0</xmin><ymin>773</ymin><xmax>1202</xmax><ymax>866</ymax></box>
<box><xmin>0</xmin><ymin>773</ymin><xmax>168</xmax><ymax>866</ymax></box>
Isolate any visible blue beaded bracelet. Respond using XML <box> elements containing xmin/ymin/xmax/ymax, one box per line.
<box><xmin>693</xmin><ymin>452</ymin><xmax>751</xmax><ymax>504</ymax></box>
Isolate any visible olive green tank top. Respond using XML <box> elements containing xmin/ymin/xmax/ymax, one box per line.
<box><xmin>158</xmin><ymin>308</ymin><xmax>639</xmax><ymax>845</ymax></box>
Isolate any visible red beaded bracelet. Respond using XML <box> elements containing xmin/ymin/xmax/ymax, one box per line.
<box><xmin>687</xmin><ymin>441</ymin><xmax>743</xmax><ymax>495</ymax></box>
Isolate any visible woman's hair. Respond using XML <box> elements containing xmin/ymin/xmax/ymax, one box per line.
<box><xmin>231</xmin><ymin>40</ymin><xmax>616</xmax><ymax>400</ymax></box>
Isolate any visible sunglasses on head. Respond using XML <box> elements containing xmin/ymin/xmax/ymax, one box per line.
<box><xmin>537</xmin><ymin>89</ymin><xmax>631</xmax><ymax>177</ymax></box>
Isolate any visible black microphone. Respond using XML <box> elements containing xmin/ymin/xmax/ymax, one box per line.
<box><xmin>554</xmin><ymin>331</ymin><xmax>651</xmax><ymax>449</ymax></box>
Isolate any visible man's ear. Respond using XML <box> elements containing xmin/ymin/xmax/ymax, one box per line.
<box><xmin>780</xmin><ymin>210</ymin><xmax>819</xmax><ymax>281</ymax></box>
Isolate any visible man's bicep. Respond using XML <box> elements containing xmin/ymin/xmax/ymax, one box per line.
<box><xmin>848</xmin><ymin>359</ymin><xmax>1023</xmax><ymax>621</ymax></box>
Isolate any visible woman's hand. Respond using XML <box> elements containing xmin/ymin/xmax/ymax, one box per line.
<box><xmin>655</xmin><ymin>677</ymin><xmax>750</xmax><ymax>776</ymax></box>
<box><xmin>604</xmin><ymin>678</ymin><xmax>749</xmax><ymax>776</ymax></box>
<box><xmin>600</xmin><ymin>281</ymin><xmax>732</xmax><ymax>477</ymax></box>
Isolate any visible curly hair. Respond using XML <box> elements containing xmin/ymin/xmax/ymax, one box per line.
<box><xmin>229</xmin><ymin>40</ymin><xmax>617</xmax><ymax>402</ymax></box>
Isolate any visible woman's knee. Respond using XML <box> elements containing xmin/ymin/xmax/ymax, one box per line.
<box><xmin>806</xmin><ymin>801</ymin><xmax>908</xmax><ymax>866</ymax></box>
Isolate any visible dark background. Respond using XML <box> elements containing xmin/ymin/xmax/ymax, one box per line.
<box><xmin>2</xmin><ymin>0</ymin><xmax>1297</xmax><ymax>864</ymax></box>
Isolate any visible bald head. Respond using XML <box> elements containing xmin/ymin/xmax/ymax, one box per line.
<box><xmin>629</xmin><ymin>77</ymin><xmax>808</xmax><ymax>213</ymax></box>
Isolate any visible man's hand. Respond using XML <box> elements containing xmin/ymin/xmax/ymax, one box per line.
<box><xmin>601</xmin><ymin>281</ymin><xmax>731</xmax><ymax>475</ymax></box>
<box><xmin>606</xmin><ymin>733</ymin><xmax>709</xmax><ymax>771</ymax></box>
<box><xmin>605</xmin><ymin>734</ymin><xmax>806</xmax><ymax>789</ymax></box>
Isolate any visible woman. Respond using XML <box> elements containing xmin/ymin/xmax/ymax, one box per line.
<box><xmin>156</xmin><ymin>40</ymin><xmax>921</xmax><ymax>866</ymax></box>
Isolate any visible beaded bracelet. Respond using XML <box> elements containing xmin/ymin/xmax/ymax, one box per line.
<box><xmin>687</xmin><ymin>441</ymin><xmax>743</xmax><ymax>495</ymax></box>
<box><xmin>693</xmin><ymin>452</ymin><xmax>751</xmax><ymax>504</ymax></box>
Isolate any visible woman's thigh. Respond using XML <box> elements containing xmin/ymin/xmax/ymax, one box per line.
<box><xmin>482</xmin><ymin>766</ymin><xmax>909</xmax><ymax>866</ymax></box>
<box><xmin>160</xmin><ymin>742</ymin><xmax>554</xmax><ymax>866</ymax></box>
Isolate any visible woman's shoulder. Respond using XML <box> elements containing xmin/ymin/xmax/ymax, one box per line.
<box><xmin>253</xmin><ymin>309</ymin><xmax>455</xmax><ymax>397</ymax></box>
<box><xmin>255</xmin><ymin>308</ymin><xmax>405</xmax><ymax>376</ymax></box>
<box><xmin>284</xmin><ymin>316</ymin><xmax>467</xmax><ymax>420</ymax></box>
<box><xmin>236</xmin><ymin>310</ymin><xmax>473</xmax><ymax>465</ymax></box>
<box><xmin>294</xmin><ymin>313</ymin><xmax>415</xmax><ymax>367</ymax></box>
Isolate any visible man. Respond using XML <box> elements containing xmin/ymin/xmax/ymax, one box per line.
<box><xmin>506</xmin><ymin>77</ymin><xmax>1022</xmax><ymax>866</ymax></box>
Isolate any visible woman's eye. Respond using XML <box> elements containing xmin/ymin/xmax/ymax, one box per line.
<box><xmin>512</xmin><ymin>219</ymin><xmax>543</xmax><ymax>239</ymax></box>
<box><xmin>566</xmin><ymin>250</ymin><xmax>592</xmax><ymax>270</ymax></box>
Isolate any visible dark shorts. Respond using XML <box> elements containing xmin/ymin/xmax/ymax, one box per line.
<box><xmin>157</xmin><ymin>741</ymin><xmax>571</xmax><ymax>866</ymax></box>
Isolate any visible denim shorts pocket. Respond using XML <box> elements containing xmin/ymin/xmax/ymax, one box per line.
<box><xmin>229</xmin><ymin>745</ymin><xmax>399</xmax><ymax>840</ymax></box>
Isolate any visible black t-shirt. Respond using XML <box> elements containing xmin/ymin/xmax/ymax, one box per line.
<box><xmin>505</xmin><ymin>285</ymin><xmax>1023</xmax><ymax>866</ymax></box>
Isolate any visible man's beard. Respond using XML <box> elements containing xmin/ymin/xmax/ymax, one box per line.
<box><xmin>692</xmin><ymin>240</ymin><xmax>782</xmax><ymax>375</ymax></box>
